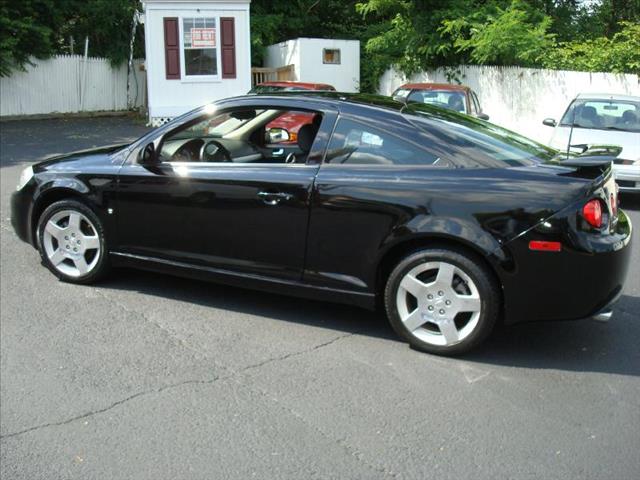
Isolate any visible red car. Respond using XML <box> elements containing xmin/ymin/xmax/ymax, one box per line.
<box><xmin>392</xmin><ymin>83</ymin><xmax>489</xmax><ymax>120</ymax></box>
<box><xmin>250</xmin><ymin>82</ymin><xmax>336</xmax><ymax>143</ymax></box>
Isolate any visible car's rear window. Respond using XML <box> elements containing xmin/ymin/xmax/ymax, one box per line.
<box><xmin>405</xmin><ymin>104</ymin><xmax>558</xmax><ymax>168</ymax></box>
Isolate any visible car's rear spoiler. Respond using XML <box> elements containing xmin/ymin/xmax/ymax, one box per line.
<box><xmin>546</xmin><ymin>155</ymin><xmax>614</xmax><ymax>180</ymax></box>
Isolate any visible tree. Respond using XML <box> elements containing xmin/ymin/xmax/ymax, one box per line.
<box><xmin>1</xmin><ymin>0</ymin><xmax>637</xmax><ymax>83</ymax></box>
<box><xmin>543</xmin><ymin>21</ymin><xmax>640</xmax><ymax>74</ymax></box>
<box><xmin>0</xmin><ymin>0</ymin><xmax>142</xmax><ymax>77</ymax></box>
<box><xmin>440</xmin><ymin>1</ymin><xmax>555</xmax><ymax>67</ymax></box>
<box><xmin>0</xmin><ymin>0</ymin><xmax>64</xmax><ymax>76</ymax></box>
<box><xmin>355</xmin><ymin>0</ymin><xmax>640</xmax><ymax>90</ymax></box>
<box><xmin>60</xmin><ymin>0</ymin><xmax>143</xmax><ymax>64</ymax></box>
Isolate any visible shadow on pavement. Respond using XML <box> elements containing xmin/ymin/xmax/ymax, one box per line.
<box><xmin>101</xmin><ymin>268</ymin><xmax>397</xmax><ymax>340</ymax></box>
<box><xmin>467</xmin><ymin>293</ymin><xmax>640</xmax><ymax>377</ymax></box>
<box><xmin>100</xmin><ymin>268</ymin><xmax>640</xmax><ymax>377</ymax></box>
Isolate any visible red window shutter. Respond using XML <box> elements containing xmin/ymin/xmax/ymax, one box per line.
<box><xmin>220</xmin><ymin>17</ymin><xmax>236</xmax><ymax>79</ymax></box>
<box><xmin>163</xmin><ymin>17</ymin><xmax>180</xmax><ymax>80</ymax></box>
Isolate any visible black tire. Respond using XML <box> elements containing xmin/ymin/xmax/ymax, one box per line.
<box><xmin>384</xmin><ymin>247</ymin><xmax>500</xmax><ymax>356</ymax></box>
<box><xmin>36</xmin><ymin>199</ymin><xmax>110</xmax><ymax>284</ymax></box>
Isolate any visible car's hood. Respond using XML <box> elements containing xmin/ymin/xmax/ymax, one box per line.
<box><xmin>34</xmin><ymin>143</ymin><xmax>130</xmax><ymax>172</ymax></box>
<box><xmin>549</xmin><ymin>126</ymin><xmax>640</xmax><ymax>160</ymax></box>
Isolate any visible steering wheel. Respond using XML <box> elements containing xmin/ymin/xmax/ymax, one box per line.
<box><xmin>200</xmin><ymin>140</ymin><xmax>232</xmax><ymax>162</ymax></box>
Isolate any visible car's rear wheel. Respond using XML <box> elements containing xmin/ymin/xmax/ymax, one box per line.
<box><xmin>384</xmin><ymin>248</ymin><xmax>499</xmax><ymax>355</ymax></box>
<box><xmin>37</xmin><ymin>200</ymin><xmax>109</xmax><ymax>284</ymax></box>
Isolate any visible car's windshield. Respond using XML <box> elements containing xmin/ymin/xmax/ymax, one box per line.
<box><xmin>405</xmin><ymin>104</ymin><xmax>558</xmax><ymax>167</ymax></box>
<box><xmin>560</xmin><ymin>99</ymin><xmax>640</xmax><ymax>133</ymax></box>
<box><xmin>404</xmin><ymin>90</ymin><xmax>468</xmax><ymax>114</ymax></box>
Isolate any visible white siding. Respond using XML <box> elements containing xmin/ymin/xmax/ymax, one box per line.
<box><xmin>0</xmin><ymin>55</ymin><xmax>146</xmax><ymax>117</ymax></box>
<box><xmin>143</xmin><ymin>1</ymin><xmax>251</xmax><ymax>124</ymax></box>
<box><xmin>379</xmin><ymin>65</ymin><xmax>640</xmax><ymax>143</ymax></box>
<box><xmin>264</xmin><ymin>38</ymin><xmax>360</xmax><ymax>92</ymax></box>
<box><xmin>264</xmin><ymin>41</ymin><xmax>301</xmax><ymax>81</ymax></box>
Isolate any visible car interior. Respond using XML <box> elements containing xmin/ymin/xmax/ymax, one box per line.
<box><xmin>158</xmin><ymin>108</ymin><xmax>323</xmax><ymax>164</ymax></box>
<box><xmin>565</xmin><ymin>101</ymin><xmax>640</xmax><ymax>131</ymax></box>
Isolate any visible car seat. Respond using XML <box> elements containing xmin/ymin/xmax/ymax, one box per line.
<box><xmin>579</xmin><ymin>106</ymin><xmax>602</xmax><ymax>128</ymax></box>
<box><xmin>291</xmin><ymin>114</ymin><xmax>322</xmax><ymax>163</ymax></box>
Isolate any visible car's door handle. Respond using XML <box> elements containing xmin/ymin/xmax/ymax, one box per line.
<box><xmin>272</xmin><ymin>148</ymin><xmax>285</xmax><ymax>156</ymax></box>
<box><xmin>257</xmin><ymin>191</ymin><xmax>293</xmax><ymax>205</ymax></box>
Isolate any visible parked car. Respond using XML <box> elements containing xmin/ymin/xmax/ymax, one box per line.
<box><xmin>543</xmin><ymin>93</ymin><xmax>640</xmax><ymax>192</ymax></box>
<box><xmin>249</xmin><ymin>81</ymin><xmax>336</xmax><ymax>94</ymax></box>
<box><xmin>391</xmin><ymin>83</ymin><xmax>489</xmax><ymax>120</ymax></box>
<box><xmin>250</xmin><ymin>81</ymin><xmax>337</xmax><ymax>143</ymax></box>
<box><xmin>12</xmin><ymin>93</ymin><xmax>631</xmax><ymax>355</ymax></box>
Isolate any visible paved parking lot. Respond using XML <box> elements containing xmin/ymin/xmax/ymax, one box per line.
<box><xmin>1</xmin><ymin>117</ymin><xmax>639</xmax><ymax>479</ymax></box>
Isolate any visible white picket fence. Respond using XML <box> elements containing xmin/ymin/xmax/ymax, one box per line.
<box><xmin>379</xmin><ymin>66</ymin><xmax>640</xmax><ymax>143</ymax></box>
<box><xmin>0</xmin><ymin>55</ymin><xmax>146</xmax><ymax>117</ymax></box>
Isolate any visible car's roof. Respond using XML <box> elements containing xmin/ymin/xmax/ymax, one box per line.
<box><xmin>396</xmin><ymin>83</ymin><xmax>471</xmax><ymax>93</ymax></box>
<box><xmin>257</xmin><ymin>81</ymin><xmax>336</xmax><ymax>90</ymax></box>
<box><xmin>575</xmin><ymin>93</ymin><xmax>640</xmax><ymax>102</ymax></box>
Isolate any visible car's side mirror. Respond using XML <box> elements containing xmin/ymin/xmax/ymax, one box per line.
<box><xmin>543</xmin><ymin>118</ymin><xmax>557</xmax><ymax>127</ymax></box>
<box><xmin>477</xmin><ymin>112</ymin><xmax>490</xmax><ymax>121</ymax></box>
<box><xmin>266</xmin><ymin>127</ymin><xmax>290</xmax><ymax>144</ymax></box>
<box><xmin>140</xmin><ymin>142</ymin><xmax>157</xmax><ymax>164</ymax></box>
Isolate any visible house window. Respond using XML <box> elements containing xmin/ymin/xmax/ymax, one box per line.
<box><xmin>323</xmin><ymin>48</ymin><xmax>341</xmax><ymax>64</ymax></box>
<box><xmin>183</xmin><ymin>17</ymin><xmax>218</xmax><ymax>76</ymax></box>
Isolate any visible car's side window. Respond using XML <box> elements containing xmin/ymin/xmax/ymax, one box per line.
<box><xmin>157</xmin><ymin>107</ymin><xmax>323</xmax><ymax>164</ymax></box>
<box><xmin>325</xmin><ymin>118</ymin><xmax>443</xmax><ymax>166</ymax></box>
<box><xmin>265</xmin><ymin>110</ymin><xmax>316</xmax><ymax>146</ymax></box>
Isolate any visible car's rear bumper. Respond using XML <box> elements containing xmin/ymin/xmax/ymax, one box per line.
<box><xmin>497</xmin><ymin>210</ymin><xmax>632</xmax><ymax>325</ymax></box>
<box><xmin>614</xmin><ymin>165</ymin><xmax>640</xmax><ymax>192</ymax></box>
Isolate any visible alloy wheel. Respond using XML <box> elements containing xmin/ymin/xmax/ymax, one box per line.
<box><xmin>42</xmin><ymin>209</ymin><xmax>101</xmax><ymax>277</ymax></box>
<box><xmin>395</xmin><ymin>261</ymin><xmax>482</xmax><ymax>346</ymax></box>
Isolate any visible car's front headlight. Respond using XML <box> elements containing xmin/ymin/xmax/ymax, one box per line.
<box><xmin>16</xmin><ymin>166</ymin><xmax>34</xmax><ymax>191</ymax></box>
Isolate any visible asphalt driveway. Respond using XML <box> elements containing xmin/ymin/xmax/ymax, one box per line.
<box><xmin>1</xmin><ymin>116</ymin><xmax>639</xmax><ymax>479</ymax></box>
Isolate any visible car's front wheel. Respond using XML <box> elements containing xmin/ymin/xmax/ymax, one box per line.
<box><xmin>37</xmin><ymin>200</ymin><xmax>109</xmax><ymax>284</ymax></box>
<box><xmin>384</xmin><ymin>248</ymin><xmax>500</xmax><ymax>355</ymax></box>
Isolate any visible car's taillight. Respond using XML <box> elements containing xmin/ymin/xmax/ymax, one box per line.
<box><xmin>582</xmin><ymin>199</ymin><xmax>603</xmax><ymax>228</ymax></box>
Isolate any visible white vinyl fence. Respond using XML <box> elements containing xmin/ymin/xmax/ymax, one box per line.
<box><xmin>379</xmin><ymin>66</ymin><xmax>640</xmax><ymax>144</ymax></box>
<box><xmin>0</xmin><ymin>55</ymin><xmax>146</xmax><ymax>117</ymax></box>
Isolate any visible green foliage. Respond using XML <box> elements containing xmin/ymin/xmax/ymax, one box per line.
<box><xmin>1</xmin><ymin>0</ymin><xmax>638</xmax><ymax>85</ymax></box>
<box><xmin>0</xmin><ymin>0</ymin><xmax>62</xmax><ymax>76</ymax></box>
<box><xmin>543</xmin><ymin>21</ymin><xmax>640</xmax><ymax>74</ymax></box>
<box><xmin>440</xmin><ymin>1</ymin><xmax>556</xmax><ymax>67</ymax></box>
<box><xmin>0</xmin><ymin>0</ymin><xmax>142</xmax><ymax>77</ymax></box>
<box><xmin>356</xmin><ymin>0</ymin><xmax>640</xmax><ymax>90</ymax></box>
<box><xmin>60</xmin><ymin>0</ymin><xmax>143</xmax><ymax>65</ymax></box>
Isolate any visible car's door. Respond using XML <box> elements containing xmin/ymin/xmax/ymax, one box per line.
<box><xmin>304</xmin><ymin>112</ymin><xmax>457</xmax><ymax>293</ymax></box>
<box><xmin>115</xmin><ymin>101</ymin><xmax>336</xmax><ymax>282</ymax></box>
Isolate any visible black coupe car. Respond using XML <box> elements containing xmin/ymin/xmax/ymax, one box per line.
<box><xmin>11</xmin><ymin>93</ymin><xmax>632</xmax><ymax>355</ymax></box>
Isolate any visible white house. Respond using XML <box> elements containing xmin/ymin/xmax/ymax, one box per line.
<box><xmin>142</xmin><ymin>0</ymin><xmax>251</xmax><ymax>126</ymax></box>
<box><xmin>264</xmin><ymin>38</ymin><xmax>360</xmax><ymax>92</ymax></box>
